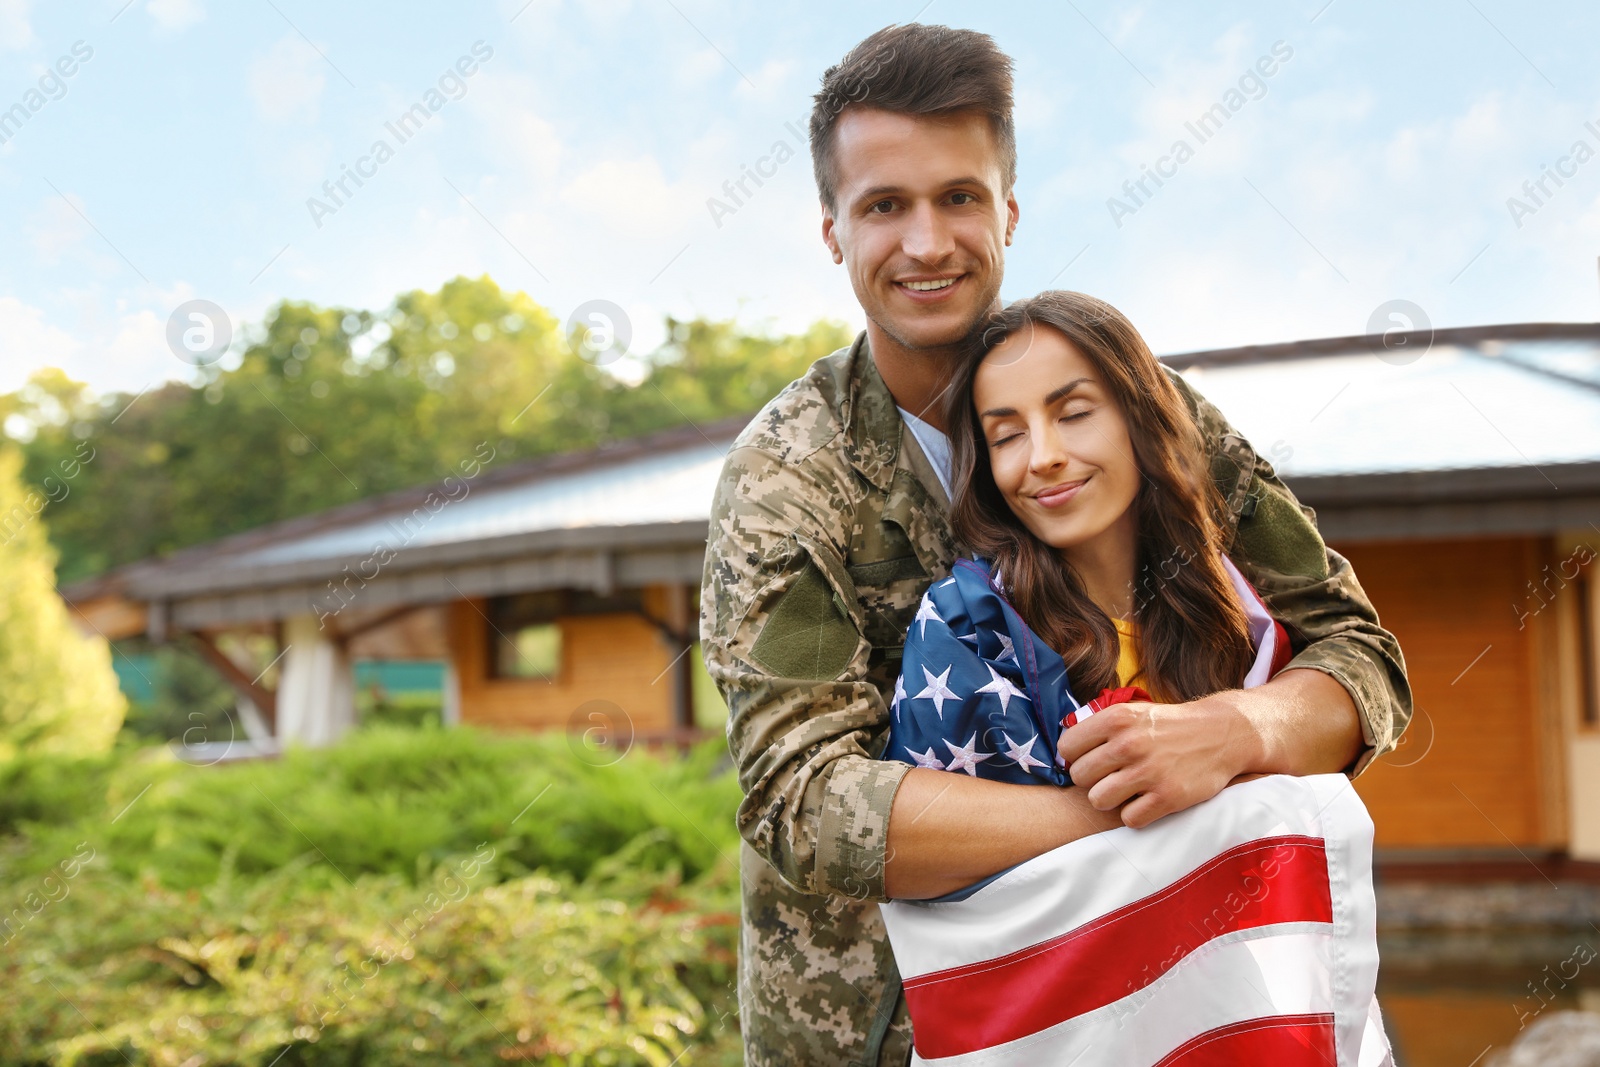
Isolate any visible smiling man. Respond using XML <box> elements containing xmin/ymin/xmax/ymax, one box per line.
<box><xmin>699</xmin><ymin>23</ymin><xmax>1410</xmax><ymax>1067</ymax></box>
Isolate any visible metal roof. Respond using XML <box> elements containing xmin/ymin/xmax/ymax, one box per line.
<box><xmin>232</xmin><ymin>437</ymin><xmax>730</xmax><ymax>570</ymax></box>
<box><xmin>1175</xmin><ymin>337</ymin><xmax>1600</xmax><ymax>479</ymax></box>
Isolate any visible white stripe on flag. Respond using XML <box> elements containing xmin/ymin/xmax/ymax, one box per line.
<box><xmin>883</xmin><ymin>774</ymin><xmax>1363</xmax><ymax>977</ymax></box>
<box><xmin>1220</xmin><ymin>553</ymin><xmax>1280</xmax><ymax>688</ymax></box>
<box><xmin>882</xmin><ymin>774</ymin><xmax>1384</xmax><ymax>1066</ymax></box>
<box><xmin>912</xmin><ymin>929</ymin><xmax>1338</xmax><ymax>1066</ymax></box>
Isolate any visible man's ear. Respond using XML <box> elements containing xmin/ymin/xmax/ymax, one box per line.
<box><xmin>821</xmin><ymin>201</ymin><xmax>845</xmax><ymax>265</ymax></box>
<box><xmin>1004</xmin><ymin>190</ymin><xmax>1020</xmax><ymax>247</ymax></box>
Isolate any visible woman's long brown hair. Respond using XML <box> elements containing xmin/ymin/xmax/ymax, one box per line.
<box><xmin>944</xmin><ymin>291</ymin><xmax>1254</xmax><ymax>704</ymax></box>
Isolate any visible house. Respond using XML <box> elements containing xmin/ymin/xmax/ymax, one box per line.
<box><xmin>64</xmin><ymin>322</ymin><xmax>1600</xmax><ymax>868</ymax></box>
<box><xmin>66</xmin><ymin>418</ymin><xmax>741</xmax><ymax>753</ymax></box>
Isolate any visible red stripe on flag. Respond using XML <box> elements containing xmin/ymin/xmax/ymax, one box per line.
<box><xmin>902</xmin><ymin>836</ymin><xmax>1333</xmax><ymax>1060</ymax></box>
<box><xmin>1153</xmin><ymin>1012</ymin><xmax>1337</xmax><ymax>1066</ymax></box>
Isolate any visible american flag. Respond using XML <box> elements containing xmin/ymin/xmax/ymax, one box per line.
<box><xmin>881</xmin><ymin>557</ymin><xmax>1392</xmax><ymax>1064</ymax></box>
<box><xmin>885</xmin><ymin>555</ymin><xmax>1291</xmax><ymax>786</ymax></box>
<box><xmin>879</xmin><ymin>773</ymin><xmax>1393</xmax><ymax>1065</ymax></box>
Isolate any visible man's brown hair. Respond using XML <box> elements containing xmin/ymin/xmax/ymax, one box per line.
<box><xmin>809</xmin><ymin>23</ymin><xmax>1016</xmax><ymax>211</ymax></box>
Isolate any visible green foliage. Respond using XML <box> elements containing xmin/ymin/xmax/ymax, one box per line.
<box><xmin>5</xmin><ymin>726</ymin><xmax>742</xmax><ymax>891</ymax></box>
<box><xmin>116</xmin><ymin>638</ymin><xmax>239</xmax><ymax>744</ymax></box>
<box><xmin>3</xmin><ymin>277</ymin><xmax>852</xmax><ymax>584</ymax></box>
<box><xmin>0</xmin><ymin>448</ymin><xmax>126</xmax><ymax>758</ymax></box>
<box><xmin>0</xmin><ymin>728</ymin><xmax>745</xmax><ymax>1065</ymax></box>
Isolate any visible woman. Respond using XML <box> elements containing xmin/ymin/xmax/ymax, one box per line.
<box><xmin>887</xmin><ymin>288</ymin><xmax>1291</xmax><ymax>794</ymax></box>
<box><xmin>879</xmin><ymin>291</ymin><xmax>1389</xmax><ymax>1066</ymax></box>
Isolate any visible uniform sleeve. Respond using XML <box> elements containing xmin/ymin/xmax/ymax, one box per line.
<box><xmin>700</xmin><ymin>444</ymin><xmax>911</xmax><ymax>902</ymax></box>
<box><xmin>1166</xmin><ymin>370</ymin><xmax>1413</xmax><ymax>776</ymax></box>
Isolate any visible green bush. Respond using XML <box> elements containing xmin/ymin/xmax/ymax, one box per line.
<box><xmin>0</xmin><ymin>447</ymin><xmax>126</xmax><ymax>758</ymax></box>
<box><xmin>5</xmin><ymin>726</ymin><xmax>742</xmax><ymax>890</ymax></box>
<box><xmin>0</xmin><ymin>728</ymin><xmax>747</xmax><ymax>1065</ymax></box>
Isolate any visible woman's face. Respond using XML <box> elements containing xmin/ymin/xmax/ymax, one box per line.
<box><xmin>972</xmin><ymin>323</ymin><xmax>1141</xmax><ymax>557</ymax></box>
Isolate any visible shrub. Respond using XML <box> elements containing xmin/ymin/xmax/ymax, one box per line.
<box><xmin>4</xmin><ymin>726</ymin><xmax>742</xmax><ymax>891</ymax></box>
<box><xmin>0</xmin><ymin>728</ymin><xmax>747</xmax><ymax>1065</ymax></box>
<box><xmin>0</xmin><ymin>447</ymin><xmax>126</xmax><ymax>758</ymax></box>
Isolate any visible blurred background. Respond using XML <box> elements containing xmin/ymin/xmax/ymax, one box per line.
<box><xmin>3</xmin><ymin>1</ymin><xmax>1599</xmax><ymax>1064</ymax></box>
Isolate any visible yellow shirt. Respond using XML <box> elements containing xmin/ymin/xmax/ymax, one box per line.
<box><xmin>1112</xmin><ymin>617</ymin><xmax>1145</xmax><ymax>689</ymax></box>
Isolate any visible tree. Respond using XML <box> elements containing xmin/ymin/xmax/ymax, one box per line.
<box><xmin>4</xmin><ymin>276</ymin><xmax>853</xmax><ymax>585</ymax></box>
<box><xmin>0</xmin><ymin>447</ymin><xmax>125</xmax><ymax>757</ymax></box>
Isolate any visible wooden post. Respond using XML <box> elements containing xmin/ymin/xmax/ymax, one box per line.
<box><xmin>188</xmin><ymin>630</ymin><xmax>278</xmax><ymax>735</ymax></box>
<box><xmin>665</xmin><ymin>582</ymin><xmax>697</xmax><ymax>736</ymax></box>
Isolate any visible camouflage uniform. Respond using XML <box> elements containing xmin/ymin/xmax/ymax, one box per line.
<box><xmin>699</xmin><ymin>333</ymin><xmax>1411</xmax><ymax>1066</ymax></box>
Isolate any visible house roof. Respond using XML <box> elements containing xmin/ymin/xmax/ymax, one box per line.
<box><xmin>1168</xmin><ymin>322</ymin><xmax>1600</xmax><ymax>540</ymax></box>
<box><xmin>64</xmin><ymin>323</ymin><xmax>1600</xmax><ymax>630</ymax></box>
<box><xmin>1168</xmin><ymin>322</ymin><xmax>1600</xmax><ymax>478</ymax></box>
<box><xmin>65</xmin><ymin>416</ymin><xmax>747</xmax><ymax>630</ymax></box>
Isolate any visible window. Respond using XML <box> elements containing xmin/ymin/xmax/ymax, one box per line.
<box><xmin>496</xmin><ymin>622</ymin><xmax>561</xmax><ymax>680</ymax></box>
<box><xmin>485</xmin><ymin>588</ymin><xmax>645</xmax><ymax>681</ymax></box>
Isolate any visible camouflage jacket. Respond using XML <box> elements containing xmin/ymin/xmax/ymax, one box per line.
<box><xmin>699</xmin><ymin>333</ymin><xmax>1411</xmax><ymax>1066</ymax></box>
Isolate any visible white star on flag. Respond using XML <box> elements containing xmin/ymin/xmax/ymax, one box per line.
<box><xmin>891</xmin><ymin>674</ymin><xmax>908</xmax><ymax>721</ymax></box>
<box><xmin>992</xmin><ymin>630</ymin><xmax>1017</xmax><ymax>663</ymax></box>
<box><xmin>913</xmin><ymin>596</ymin><xmax>943</xmax><ymax>638</ymax></box>
<box><xmin>1001</xmin><ymin>731</ymin><xmax>1049</xmax><ymax>773</ymax></box>
<box><xmin>915</xmin><ymin>665</ymin><xmax>960</xmax><ymax>720</ymax></box>
<box><xmin>939</xmin><ymin>576</ymin><xmax>956</xmax><ymax>588</ymax></box>
<box><xmin>956</xmin><ymin>631</ymin><xmax>979</xmax><ymax>645</ymax></box>
<box><xmin>943</xmin><ymin>732</ymin><xmax>993</xmax><ymax>776</ymax></box>
<box><xmin>908</xmin><ymin>745</ymin><xmax>947</xmax><ymax>770</ymax></box>
<box><xmin>975</xmin><ymin>663</ymin><xmax>1030</xmax><ymax>713</ymax></box>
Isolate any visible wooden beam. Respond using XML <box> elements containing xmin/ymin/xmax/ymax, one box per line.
<box><xmin>328</xmin><ymin>602</ymin><xmax>430</xmax><ymax>644</ymax></box>
<box><xmin>187</xmin><ymin>631</ymin><xmax>278</xmax><ymax>734</ymax></box>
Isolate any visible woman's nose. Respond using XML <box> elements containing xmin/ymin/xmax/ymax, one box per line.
<box><xmin>1028</xmin><ymin>429</ymin><xmax>1068</xmax><ymax>474</ymax></box>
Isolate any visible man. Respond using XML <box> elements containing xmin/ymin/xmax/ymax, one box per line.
<box><xmin>699</xmin><ymin>23</ymin><xmax>1410</xmax><ymax>1067</ymax></box>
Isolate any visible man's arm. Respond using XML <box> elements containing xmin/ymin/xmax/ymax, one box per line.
<box><xmin>705</xmin><ymin>440</ymin><xmax>1122</xmax><ymax>903</ymax></box>
<box><xmin>1059</xmin><ymin>372</ymin><xmax>1411</xmax><ymax>826</ymax></box>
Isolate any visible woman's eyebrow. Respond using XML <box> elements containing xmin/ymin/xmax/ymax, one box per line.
<box><xmin>1043</xmin><ymin>377</ymin><xmax>1093</xmax><ymax>405</ymax></box>
<box><xmin>978</xmin><ymin>377</ymin><xmax>1093</xmax><ymax>419</ymax></box>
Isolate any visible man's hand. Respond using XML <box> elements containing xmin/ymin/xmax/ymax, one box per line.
<box><xmin>1058</xmin><ymin>667</ymin><xmax>1364</xmax><ymax>829</ymax></box>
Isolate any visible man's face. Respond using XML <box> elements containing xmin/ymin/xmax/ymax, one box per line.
<box><xmin>822</xmin><ymin>108</ymin><xmax>1018</xmax><ymax>352</ymax></box>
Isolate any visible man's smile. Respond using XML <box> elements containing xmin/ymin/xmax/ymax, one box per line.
<box><xmin>894</xmin><ymin>273</ymin><xmax>967</xmax><ymax>302</ymax></box>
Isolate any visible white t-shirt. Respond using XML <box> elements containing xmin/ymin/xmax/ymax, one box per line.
<box><xmin>897</xmin><ymin>406</ymin><xmax>954</xmax><ymax>500</ymax></box>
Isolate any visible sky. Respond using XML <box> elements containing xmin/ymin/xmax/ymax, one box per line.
<box><xmin>2</xmin><ymin>0</ymin><xmax>1599</xmax><ymax>397</ymax></box>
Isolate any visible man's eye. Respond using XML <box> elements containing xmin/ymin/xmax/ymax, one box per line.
<box><xmin>868</xmin><ymin>200</ymin><xmax>895</xmax><ymax>214</ymax></box>
<box><xmin>950</xmin><ymin>192</ymin><xmax>976</xmax><ymax>205</ymax></box>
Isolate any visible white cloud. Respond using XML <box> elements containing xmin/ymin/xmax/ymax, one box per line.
<box><xmin>559</xmin><ymin>155</ymin><xmax>698</xmax><ymax>239</ymax></box>
<box><xmin>0</xmin><ymin>0</ymin><xmax>34</xmax><ymax>50</ymax></box>
<box><xmin>26</xmin><ymin>195</ymin><xmax>88</xmax><ymax>262</ymax></box>
<box><xmin>0</xmin><ymin>297</ymin><xmax>82</xmax><ymax>393</ymax></box>
<box><xmin>146</xmin><ymin>0</ymin><xmax>205</xmax><ymax>31</ymax></box>
<box><xmin>462</xmin><ymin>73</ymin><xmax>564</xmax><ymax>181</ymax></box>
<box><xmin>248</xmin><ymin>33</ymin><xmax>326</xmax><ymax>123</ymax></box>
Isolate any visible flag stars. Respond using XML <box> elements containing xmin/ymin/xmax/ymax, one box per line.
<box><xmin>907</xmin><ymin>745</ymin><xmax>946</xmax><ymax>770</ymax></box>
<box><xmin>891</xmin><ymin>674</ymin><xmax>908</xmax><ymax>721</ymax></box>
<box><xmin>913</xmin><ymin>596</ymin><xmax>943</xmax><ymax>639</ymax></box>
<box><xmin>915</xmin><ymin>665</ymin><xmax>960</xmax><ymax>720</ymax></box>
<box><xmin>943</xmin><ymin>732</ymin><xmax>993</xmax><ymax>776</ymax></box>
<box><xmin>1001</xmin><ymin>731</ymin><xmax>1048</xmax><ymax>774</ymax></box>
<box><xmin>975</xmin><ymin>663</ymin><xmax>1030</xmax><ymax>713</ymax></box>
